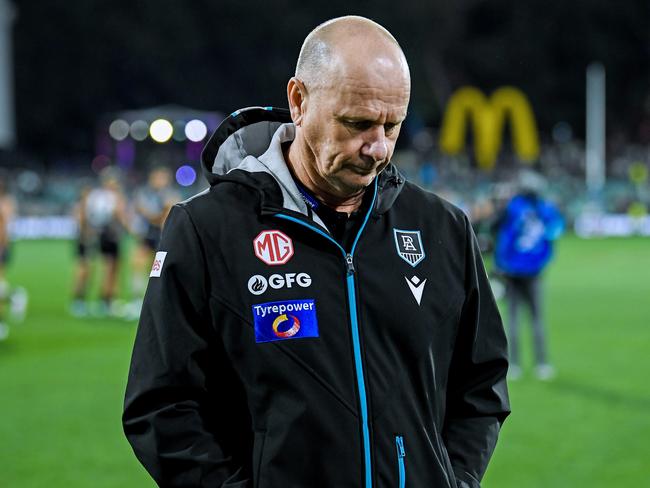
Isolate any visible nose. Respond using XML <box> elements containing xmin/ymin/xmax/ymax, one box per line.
<box><xmin>360</xmin><ymin>127</ymin><xmax>388</xmax><ymax>163</ymax></box>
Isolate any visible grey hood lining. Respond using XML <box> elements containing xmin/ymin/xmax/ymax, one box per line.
<box><xmin>211</xmin><ymin>122</ymin><xmax>327</xmax><ymax>229</ymax></box>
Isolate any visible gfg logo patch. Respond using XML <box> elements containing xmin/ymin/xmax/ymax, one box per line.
<box><xmin>247</xmin><ymin>273</ymin><xmax>312</xmax><ymax>295</ymax></box>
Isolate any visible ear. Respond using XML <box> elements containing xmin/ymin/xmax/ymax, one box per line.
<box><xmin>287</xmin><ymin>77</ymin><xmax>307</xmax><ymax>126</ymax></box>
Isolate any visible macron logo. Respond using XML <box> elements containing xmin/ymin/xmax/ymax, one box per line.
<box><xmin>150</xmin><ymin>251</ymin><xmax>168</xmax><ymax>277</ymax></box>
<box><xmin>405</xmin><ymin>275</ymin><xmax>427</xmax><ymax>306</ymax></box>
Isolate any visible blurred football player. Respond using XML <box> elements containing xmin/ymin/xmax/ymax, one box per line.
<box><xmin>83</xmin><ymin>168</ymin><xmax>129</xmax><ymax>317</ymax></box>
<box><xmin>127</xmin><ymin>166</ymin><xmax>179</xmax><ymax>319</ymax></box>
<box><xmin>70</xmin><ymin>184</ymin><xmax>93</xmax><ymax>317</ymax></box>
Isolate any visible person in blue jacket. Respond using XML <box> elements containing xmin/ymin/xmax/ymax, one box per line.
<box><xmin>494</xmin><ymin>179</ymin><xmax>564</xmax><ymax>380</ymax></box>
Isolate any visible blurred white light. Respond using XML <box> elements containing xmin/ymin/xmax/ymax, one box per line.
<box><xmin>150</xmin><ymin>119</ymin><xmax>174</xmax><ymax>143</ymax></box>
<box><xmin>130</xmin><ymin>120</ymin><xmax>149</xmax><ymax>141</ymax></box>
<box><xmin>172</xmin><ymin>121</ymin><xmax>187</xmax><ymax>141</ymax></box>
<box><xmin>109</xmin><ymin>119</ymin><xmax>130</xmax><ymax>141</ymax></box>
<box><xmin>185</xmin><ymin>119</ymin><xmax>208</xmax><ymax>142</ymax></box>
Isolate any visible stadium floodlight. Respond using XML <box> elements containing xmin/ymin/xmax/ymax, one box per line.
<box><xmin>176</xmin><ymin>165</ymin><xmax>197</xmax><ymax>187</ymax></box>
<box><xmin>150</xmin><ymin>119</ymin><xmax>174</xmax><ymax>143</ymax></box>
<box><xmin>130</xmin><ymin>120</ymin><xmax>149</xmax><ymax>141</ymax></box>
<box><xmin>185</xmin><ymin>119</ymin><xmax>208</xmax><ymax>142</ymax></box>
<box><xmin>109</xmin><ymin>119</ymin><xmax>130</xmax><ymax>141</ymax></box>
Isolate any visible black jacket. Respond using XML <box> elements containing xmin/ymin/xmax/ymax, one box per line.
<box><xmin>123</xmin><ymin>107</ymin><xmax>510</xmax><ymax>488</ymax></box>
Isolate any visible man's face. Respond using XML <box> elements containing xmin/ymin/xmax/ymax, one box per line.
<box><xmin>299</xmin><ymin>59</ymin><xmax>410</xmax><ymax>196</ymax></box>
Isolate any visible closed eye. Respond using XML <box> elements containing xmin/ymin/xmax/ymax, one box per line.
<box><xmin>343</xmin><ymin>120</ymin><xmax>401</xmax><ymax>135</ymax></box>
<box><xmin>384</xmin><ymin>123</ymin><xmax>399</xmax><ymax>135</ymax></box>
<box><xmin>344</xmin><ymin>120</ymin><xmax>373</xmax><ymax>131</ymax></box>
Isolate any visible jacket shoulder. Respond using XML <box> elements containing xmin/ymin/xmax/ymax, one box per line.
<box><xmin>175</xmin><ymin>182</ymin><xmax>258</xmax><ymax>218</ymax></box>
<box><xmin>399</xmin><ymin>181</ymin><xmax>469</xmax><ymax>227</ymax></box>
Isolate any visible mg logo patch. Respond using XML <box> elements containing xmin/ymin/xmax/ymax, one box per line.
<box><xmin>393</xmin><ymin>229</ymin><xmax>425</xmax><ymax>267</ymax></box>
<box><xmin>150</xmin><ymin>251</ymin><xmax>167</xmax><ymax>277</ymax></box>
<box><xmin>253</xmin><ymin>230</ymin><xmax>294</xmax><ymax>266</ymax></box>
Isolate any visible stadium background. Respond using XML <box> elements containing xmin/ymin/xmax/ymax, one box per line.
<box><xmin>0</xmin><ymin>1</ymin><xmax>648</xmax><ymax>486</ymax></box>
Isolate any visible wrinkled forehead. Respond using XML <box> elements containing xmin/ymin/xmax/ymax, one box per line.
<box><xmin>321</xmin><ymin>61</ymin><xmax>410</xmax><ymax>120</ymax></box>
<box><xmin>334</xmin><ymin>85</ymin><xmax>409</xmax><ymax>118</ymax></box>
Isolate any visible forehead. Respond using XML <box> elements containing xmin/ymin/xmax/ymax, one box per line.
<box><xmin>321</xmin><ymin>55</ymin><xmax>410</xmax><ymax>120</ymax></box>
<box><xmin>325</xmin><ymin>80</ymin><xmax>410</xmax><ymax>123</ymax></box>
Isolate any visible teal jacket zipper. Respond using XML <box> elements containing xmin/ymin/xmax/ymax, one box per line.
<box><xmin>274</xmin><ymin>178</ymin><xmax>378</xmax><ymax>488</ymax></box>
<box><xmin>396</xmin><ymin>435</ymin><xmax>406</xmax><ymax>488</ymax></box>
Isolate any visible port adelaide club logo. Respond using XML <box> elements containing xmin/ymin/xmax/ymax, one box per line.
<box><xmin>393</xmin><ymin>229</ymin><xmax>425</xmax><ymax>267</ymax></box>
<box><xmin>253</xmin><ymin>230</ymin><xmax>294</xmax><ymax>266</ymax></box>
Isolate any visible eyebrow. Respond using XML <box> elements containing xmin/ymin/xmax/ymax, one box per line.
<box><xmin>336</xmin><ymin>112</ymin><xmax>407</xmax><ymax>124</ymax></box>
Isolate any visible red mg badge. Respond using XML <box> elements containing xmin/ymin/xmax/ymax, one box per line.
<box><xmin>253</xmin><ymin>230</ymin><xmax>294</xmax><ymax>265</ymax></box>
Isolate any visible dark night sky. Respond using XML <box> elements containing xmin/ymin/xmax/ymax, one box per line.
<box><xmin>10</xmin><ymin>0</ymin><xmax>650</xmax><ymax>160</ymax></box>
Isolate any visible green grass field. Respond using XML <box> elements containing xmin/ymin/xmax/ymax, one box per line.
<box><xmin>0</xmin><ymin>236</ymin><xmax>648</xmax><ymax>487</ymax></box>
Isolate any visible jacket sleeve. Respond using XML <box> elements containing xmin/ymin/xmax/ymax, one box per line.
<box><xmin>123</xmin><ymin>204</ymin><xmax>251</xmax><ymax>488</ymax></box>
<box><xmin>442</xmin><ymin>216</ymin><xmax>511</xmax><ymax>488</ymax></box>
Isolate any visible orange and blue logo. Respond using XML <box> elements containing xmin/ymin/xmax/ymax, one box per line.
<box><xmin>252</xmin><ymin>299</ymin><xmax>318</xmax><ymax>343</ymax></box>
<box><xmin>272</xmin><ymin>313</ymin><xmax>301</xmax><ymax>338</ymax></box>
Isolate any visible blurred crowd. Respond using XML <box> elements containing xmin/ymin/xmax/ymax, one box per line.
<box><xmin>1</xmin><ymin>137</ymin><xmax>648</xmax><ymax>225</ymax></box>
<box><xmin>0</xmin><ymin>164</ymin><xmax>185</xmax><ymax>330</ymax></box>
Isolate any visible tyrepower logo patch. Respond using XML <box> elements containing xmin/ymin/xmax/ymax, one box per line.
<box><xmin>253</xmin><ymin>230</ymin><xmax>294</xmax><ymax>265</ymax></box>
<box><xmin>149</xmin><ymin>251</ymin><xmax>167</xmax><ymax>277</ymax></box>
<box><xmin>252</xmin><ymin>299</ymin><xmax>318</xmax><ymax>343</ymax></box>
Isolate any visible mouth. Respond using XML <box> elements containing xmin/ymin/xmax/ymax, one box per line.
<box><xmin>346</xmin><ymin>163</ymin><xmax>379</xmax><ymax>175</ymax></box>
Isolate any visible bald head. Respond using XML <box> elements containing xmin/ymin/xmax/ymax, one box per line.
<box><xmin>295</xmin><ymin>16</ymin><xmax>410</xmax><ymax>91</ymax></box>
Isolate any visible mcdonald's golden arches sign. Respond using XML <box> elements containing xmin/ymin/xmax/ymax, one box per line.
<box><xmin>439</xmin><ymin>86</ymin><xmax>540</xmax><ymax>170</ymax></box>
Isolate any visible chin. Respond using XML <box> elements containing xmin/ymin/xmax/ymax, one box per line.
<box><xmin>341</xmin><ymin>173</ymin><xmax>375</xmax><ymax>192</ymax></box>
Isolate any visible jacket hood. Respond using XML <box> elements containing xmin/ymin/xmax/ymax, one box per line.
<box><xmin>200</xmin><ymin>106</ymin><xmax>405</xmax><ymax>216</ymax></box>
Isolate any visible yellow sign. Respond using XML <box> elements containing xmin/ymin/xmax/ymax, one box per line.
<box><xmin>439</xmin><ymin>86</ymin><xmax>540</xmax><ymax>170</ymax></box>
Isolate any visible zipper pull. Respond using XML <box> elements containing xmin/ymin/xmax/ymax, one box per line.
<box><xmin>396</xmin><ymin>436</ymin><xmax>405</xmax><ymax>457</ymax></box>
<box><xmin>345</xmin><ymin>254</ymin><xmax>355</xmax><ymax>275</ymax></box>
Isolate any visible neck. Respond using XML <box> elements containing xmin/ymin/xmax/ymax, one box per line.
<box><xmin>284</xmin><ymin>140</ymin><xmax>366</xmax><ymax>215</ymax></box>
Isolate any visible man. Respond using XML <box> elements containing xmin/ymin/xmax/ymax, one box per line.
<box><xmin>83</xmin><ymin>168</ymin><xmax>129</xmax><ymax>316</ymax></box>
<box><xmin>494</xmin><ymin>173</ymin><xmax>564</xmax><ymax>380</ymax></box>
<box><xmin>70</xmin><ymin>184</ymin><xmax>93</xmax><ymax>317</ymax></box>
<box><xmin>128</xmin><ymin>166</ymin><xmax>179</xmax><ymax>319</ymax></box>
<box><xmin>124</xmin><ymin>16</ymin><xmax>510</xmax><ymax>488</ymax></box>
